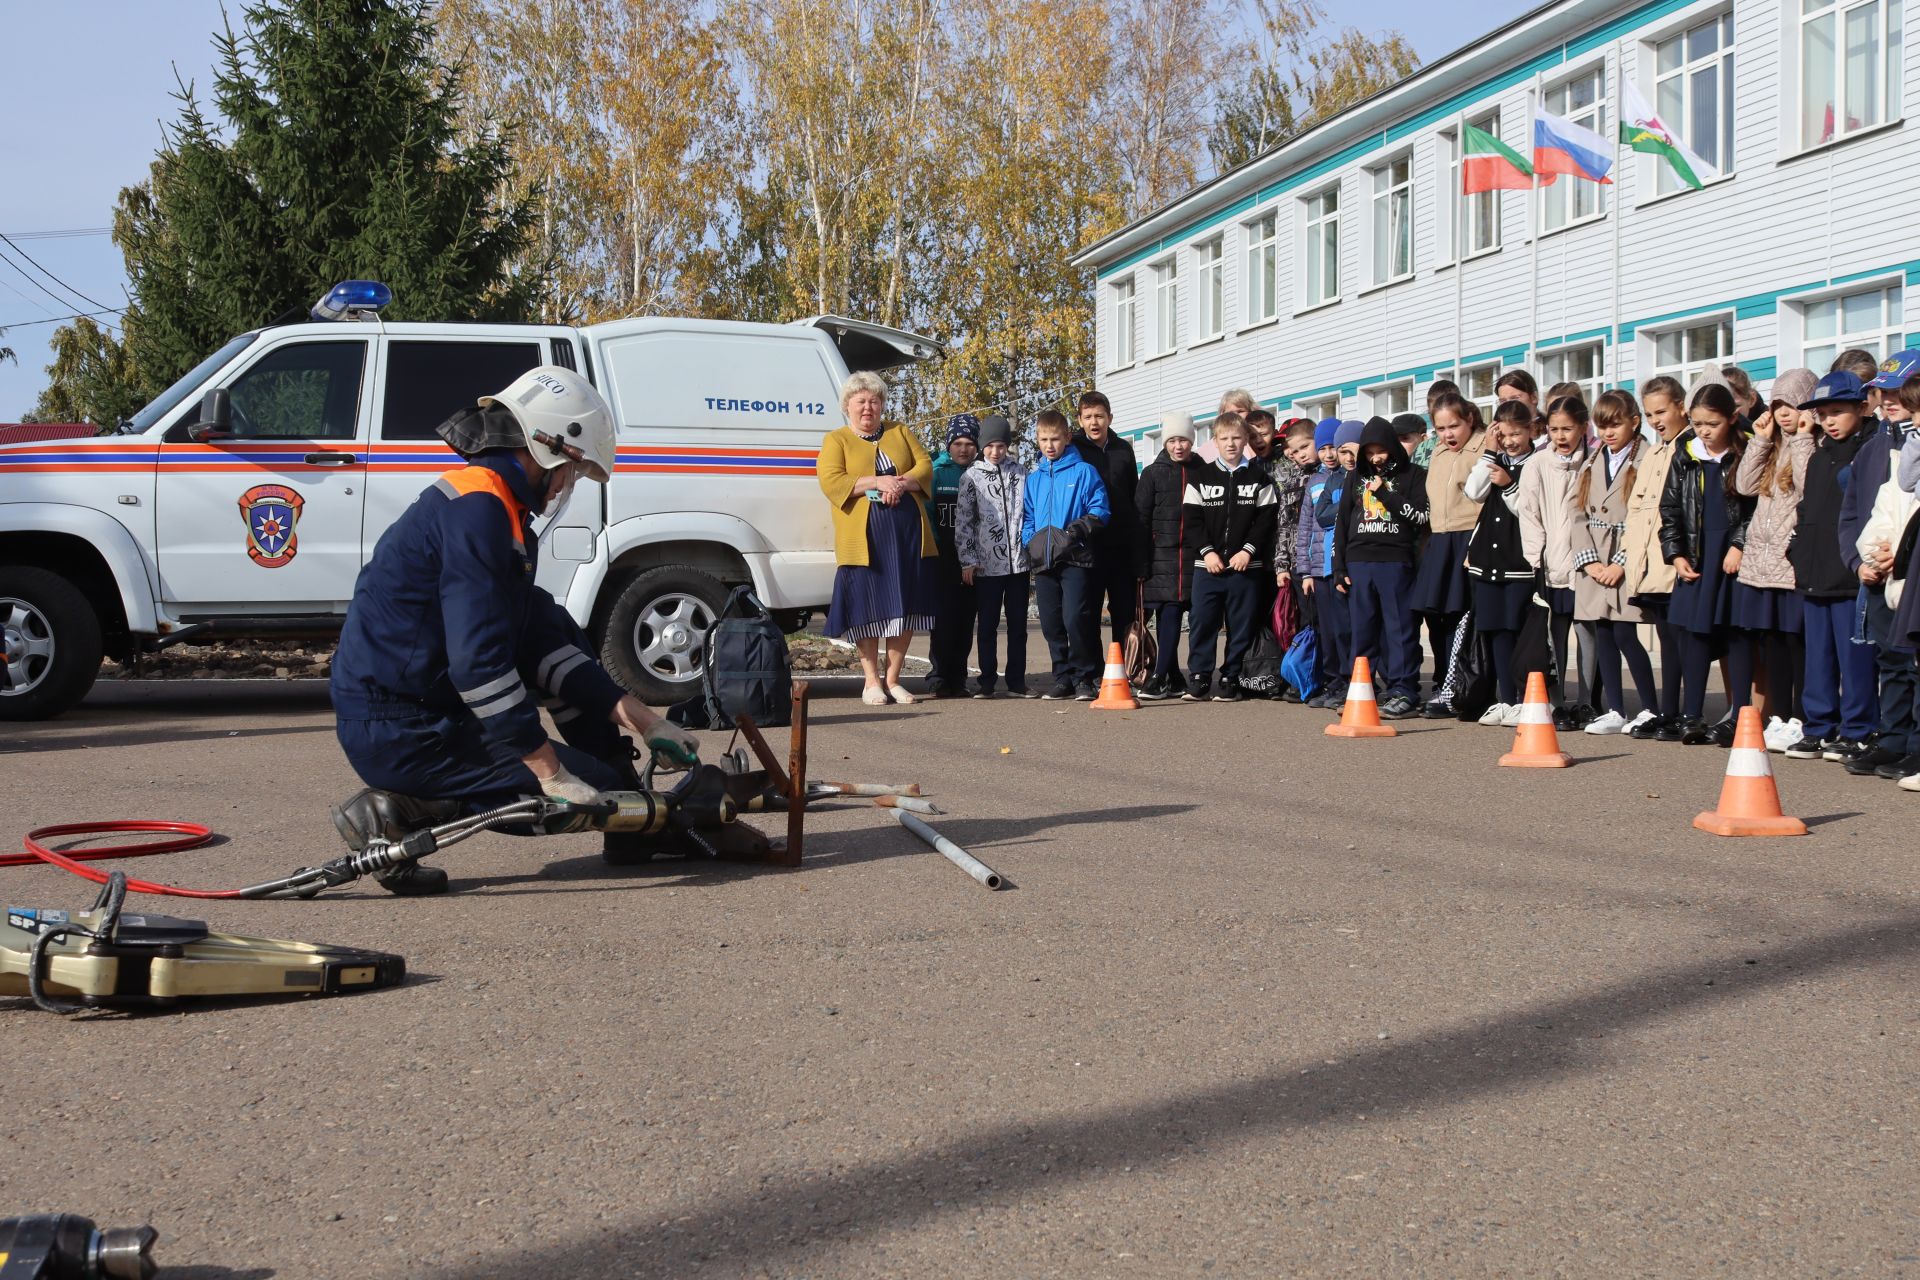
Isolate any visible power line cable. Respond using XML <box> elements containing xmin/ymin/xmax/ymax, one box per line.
<box><xmin>0</xmin><ymin>231</ymin><xmax>119</xmax><ymax>315</ymax></box>
<box><xmin>0</xmin><ymin>307</ymin><xmax>128</xmax><ymax>330</ymax></box>
<box><xmin>0</xmin><ymin>246</ymin><xmax>90</xmax><ymax>317</ymax></box>
<box><xmin>0</xmin><ymin>227</ymin><xmax>113</xmax><ymax>241</ymax></box>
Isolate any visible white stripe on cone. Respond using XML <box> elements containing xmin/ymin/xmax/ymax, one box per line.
<box><xmin>1516</xmin><ymin>701</ymin><xmax>1552</xmax><ymax>724</ymax></box>
<box><xmin>1103</xmin><ymin>662</ymin><xmax>1126</xmax><ymax>679</ymax></box>
<box><xmin>1346</xmin><ymin>680</ymin><xmax>1376</xmax><ymax>702</ymax></box>
<box><xmin>1726</xmin><ymin>747</ymin><xmax>1774</xmax><ymax>778</ymax></box>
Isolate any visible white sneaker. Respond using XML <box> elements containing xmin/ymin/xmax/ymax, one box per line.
<box><xmin>1900</xmin><ymin>770</ymin><xmax>1920</xmax><ymax>792</ymax></box>
<box><xmin>1765</xmin><ymin>717</ymin><xmax>1804</xmax><ymax>754</ymax></box>
<box><xmin>1584</xmin><ymin>709</ymin><xmax>1629</xmax><ymax>735</ymax></box>
<box><xmin>1500</xmin><ymin>702</ymin><xmax>1526</xmax><ymax>727</ymax></box>
<box><xmin>1626</xmin><ymin>708</ymin><xmax>1656</xmax><ymax>734</ymax></box>
<box><xmin>1478</xmin><ymin>702</ymin><xmax>1512</xmax><ymax>726</ymax></box>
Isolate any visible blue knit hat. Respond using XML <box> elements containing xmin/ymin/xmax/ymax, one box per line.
<box><xmin>1313</xmin><ymin>419</ymin><xmax>1340</xmax><ymax>449</ymax></box>
<box><xmin>1334</xmin><ymin>420</ymin><xmax>1367</xmax><ymax>449</ymax></box>
<box><xmin>946</xmin><ymin>413</ymin><xmax>981</xmax><ymax>444</ymax></box>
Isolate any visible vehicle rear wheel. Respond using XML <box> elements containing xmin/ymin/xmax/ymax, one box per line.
<box><xmin>596</xmin><ymin>565</ymin><xmax>731</xmax><ymax>706</ymax></box>
<box><xmin>0</xmin><ymin>567</ymin><xmax>104</xmax><ymax>721</ymax></box>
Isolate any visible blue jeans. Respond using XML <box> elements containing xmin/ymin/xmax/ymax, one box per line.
<box><xmin>1034</xmin><ymin>564</ymin><xmax>1100</xmax><ymax>686</ymax></box>
<box><xmin>1346</xmin><ymin>560</ymin><xmax>1420</xmax><ymax>698</ymax></box>
<box><xmin>1187</xmin><ymin>569</ymin><xmax>1259</xmax><ymax>679</ymax></box>
<box><xmin>1801</xmin><ymin>596</ymin><xmax>1878</xmax><ymax>740</ymax></box>
<box><xmin>972</xmin><ymin>572</ymin><xmax>1029</xmax><ymax>692</ymax></box>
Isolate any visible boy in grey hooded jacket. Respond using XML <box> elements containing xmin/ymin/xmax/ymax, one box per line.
<box><xmin>956</xmin><ymin>414</ymin><xmax>1033</xmax><ymax>696</ymax></box>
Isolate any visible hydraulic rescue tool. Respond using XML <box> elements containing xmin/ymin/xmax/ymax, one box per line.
<box><xmin>1</xmin><ymin>873</ymin><xmax>403</xmax><ymax>1013</ymax></box>
<box><xmin>0</xmin><ymin>1214</ymin><xmax>157</xmax><ymax>1279</ymax></box>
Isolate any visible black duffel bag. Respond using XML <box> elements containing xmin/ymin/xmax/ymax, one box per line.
<box><xmin>667</xmin><ymin>587</ymin><xmax>792</xmax><ymax>729</ymax></box>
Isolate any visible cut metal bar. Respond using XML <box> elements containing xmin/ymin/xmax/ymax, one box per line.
<box><xmin>870</xmin><ymin>795</ymin><xmax>940</xmax><ymax>815</ymax></box>
<box><xmin>886</xmin><ymin>809</ymin><xmax>1003</xmax><ymax>890</ymax></box>
<box><xmin>732</xmin><ymin>713</ymin><xmax>793</xmax><ymax>796</ymax></box>
<box><xmin>780</xmin><ymin>682</ymin><xmax>809</xmax><ymax>868</ymax></box>
<box><xmin>810</xmin><ymin>781</ymin><xmax>922</xmax><ymax>798</ymax></box>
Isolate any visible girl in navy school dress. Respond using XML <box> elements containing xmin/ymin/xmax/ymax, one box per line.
<box><xmin>1658</xmin><ymin>382</ymin><xmax>1757</xmax><ymax>747</ymax></box>
<box><xmin>1464</xmin><ymin>400</ymin><xmax>1538</xmax><ymax>722</ymax></box>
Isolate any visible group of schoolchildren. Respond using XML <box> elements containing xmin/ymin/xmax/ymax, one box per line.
<box><xmin>925</xmin><ymin>349</ymin><xmax>1920</xmax><ymax>791</ymax></box>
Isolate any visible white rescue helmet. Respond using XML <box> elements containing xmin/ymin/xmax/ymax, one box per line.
<box><xmin>478</xmin><ymin>365</ymin><xmax>617</xmax><ymax>484</ymax></box>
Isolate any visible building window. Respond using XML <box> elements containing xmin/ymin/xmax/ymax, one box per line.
<box><xmin>1369</xmin><ymin>154</ymin><xmax>1413</xmax><ymax>286</ymax></box>
<box><xmin>1293</xmin><ymin>393</ymin><xmax>1339</xmax><ymax>421</ymax></box>
<box><xmin>1244</xmin><ymin>213</ymin><xmax>1278</xmax><ymax>325</ymax></box>
<box><xmin>1458</xmin><ymin>363</ymin><xmax>1501</xmax><ymax>422</ymax></box>
<box><xmin>1652</xmin><ymin>12</ymin><xmax>1735</xmax><ymax>194</ymax></box>
<box><xmin>1302</xmin><ymin>186</ymin><xmax>1341</xmax><ymax>308</ymax></box>
<box><xmin>1800</xmin><ymin>0</ymin><xmax>1902</xmax><ymax>149</ymax></box>
<box><xmin>1543</xmin><ymin>69</ymin><xmax>1608</xmax><ymax>231</ymax></box>
<box><xmin>1368</xmin><ymin>382</ymin><xmax>1412</xmax><ymax>416</ymax></box>
<box><xmin>1443</xmin><ymin>113</ymin><xmax>1503</xmax><ymax>260</ymax></box>
<box><xmin>1112</xmin><ymin>278</ymin><xmax>1136</xmax><ymax>368</ymax></box>
<box><xmin>1645</xmin><ymin>315</ymin><xmax>1733</xmax><ymax>385</ymax></box>
<box><xmin>1799</xmin><ymin>282</ymin><xmax>1905</xmax><ymax>370</ymax></box>
<box><xmin>1195</xmin><ymin>238</ymin><xmax>1224</xmax><ymax>341</ymax></box>
<box><xmin>1538</xmin><ymin>342</ymin><xmax>1607</xmax><ymax>406</ymax></box>
<box><xmin>1152</xmin><ymin>257</ymin><xmax>1179</xmax><ymax>355</ymax></box>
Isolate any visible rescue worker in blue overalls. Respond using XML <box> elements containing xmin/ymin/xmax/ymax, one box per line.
<box><xmin>329</xmin><ymin>366</ymin><xmax>700</xmax><ymax>895</ymax></box>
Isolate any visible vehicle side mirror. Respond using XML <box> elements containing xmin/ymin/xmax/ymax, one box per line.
<box><xmin>186</xmin><ymin>388</ymin><xmax>232</xmax><ymax>442</ymax></box>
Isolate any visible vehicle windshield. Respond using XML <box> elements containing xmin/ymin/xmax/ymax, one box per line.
<box><xmin>124</xmin><ymin>332</ymin><xmax>259</xmax><ymax>433</ymax></box>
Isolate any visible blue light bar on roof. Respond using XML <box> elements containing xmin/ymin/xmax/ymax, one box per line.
<box><xmin>311</xmin><ymin>280</ymin><xmax>393</xmax><ymax>322</ymax></box>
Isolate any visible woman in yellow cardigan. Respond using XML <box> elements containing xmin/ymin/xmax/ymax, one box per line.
<box><xmin>817</xmin><ymin>372</ymin><xmax>939</xmax><ymax>706</ymax></box>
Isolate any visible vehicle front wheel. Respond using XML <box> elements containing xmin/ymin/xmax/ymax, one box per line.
<box><xmin>596</xmin><ymin>565</ymin><xmax>731</xmax><ymax>706</ymax></box>
<box><xmin>0</xmin><ymin>567</ymin><xmax>104</xmax><ymax>721</ymax></box>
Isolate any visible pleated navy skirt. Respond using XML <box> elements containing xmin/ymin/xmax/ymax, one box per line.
<box><xmin>1730</xmin><ymin>581</ymin><xmax>1803</xmax><ymax>634</ymax></box>
<box><xmin>1472</xmin><ymin>577</ymin><xmax>1535</xmax><ymax>632</ymax></box>
<box><xmin>825</xmin><ymin>498</ymin><xmax>937</xmax><ymax>641</ymax></box>
<box><xmin>1411</xmin><ymin>531</ymin><xmax>1473</xmax><ymax>614</ymax></box>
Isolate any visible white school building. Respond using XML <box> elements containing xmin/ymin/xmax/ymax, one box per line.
<box><xmin>1073</xmin><ymin>0</ymin><xmax>1920</xmax><ymax>461</ymax></box>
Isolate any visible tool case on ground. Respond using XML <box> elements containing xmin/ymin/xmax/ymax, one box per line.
<box><xmin>668</xmin><ymin>586</ymin><xmax>792</xmax><ymax>729</ymax></box>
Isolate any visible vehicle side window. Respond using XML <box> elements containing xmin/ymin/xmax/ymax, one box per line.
<box><xmin>380</xmin><ymin>341</ymin><xmax>544</xmax><ymax>440</ymax></box>
<box><xmin>225</xmin><ymin>341</ymin><xmax>367</xmax><ymax>439</ymax></box>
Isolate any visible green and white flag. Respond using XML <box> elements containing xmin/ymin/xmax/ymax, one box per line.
<box><xmin>1620</xmin><ymin>77</ymin><xmax>1720</xmax><ymax>190</ymax></box>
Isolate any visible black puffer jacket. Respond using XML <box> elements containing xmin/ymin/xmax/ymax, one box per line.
<box><xmin>1135</xmin><ymin>448</ymin><xmax>1205</xmax><ymax>605</ymax></box>
<box><xmin>1659</xmin><ymin>438</ymin><xmax>1755</xmax><ymax>567</ymax></box>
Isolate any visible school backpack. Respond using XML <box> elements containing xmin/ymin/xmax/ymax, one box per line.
<box><xmin>1438</xmin><ymin>612</ymin><xmax>1494</xmax><ymax>722</ymax></box>
<box><xmin>666</xmin><ymin>586</ymin><xmax>793</xmax><ymax>730</ymax></box>
<box><xmin>1240</xmin><ymin>627</ymin><xmax>1284</xmax><ymax>697</ymax></box>
<box><xmin>1279</xmin><ymin>625</ymin><xmax>1320</xmax><ymax>700</ymax></box>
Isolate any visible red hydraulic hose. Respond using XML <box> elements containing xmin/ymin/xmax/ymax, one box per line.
<box><xmin>5</xmin><ymin>821</ymin><xmax>241</xmax><ymax>899</ymax></box>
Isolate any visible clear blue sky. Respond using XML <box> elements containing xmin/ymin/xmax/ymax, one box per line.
<box><xmin>0</xmin><ymin>0</ymin><xmax>1535</xmax><ymax>420</ymax></box>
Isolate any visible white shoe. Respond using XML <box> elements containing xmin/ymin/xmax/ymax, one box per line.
<box><xmin>1625</xmin><ymin>708</ymin><xmax>1656</xmax><ymax>733</ymax></box>
<box><xmin>1584</xmin><ymin>709</ymin><xmax>1629</xmax><ymax>735</ymax></box>
<box><xmin>1766</xmin><ymin>717</ymin><xmax>1804</xmax><ymax>753</ymax></box>
<box><xmin>1500</xmin><ymin>702</ymin><xmax>1526</xmax><ymax>727</ymax></box>
<box><xmin>886</xmin><ymin>684</ymin><xmax>916</xmax><ymax>705</ymax></box>
<box><xmin>1478</xmin><ymin>702</ymin><xmax>1511</xmax><ymax>726</ymax></box>
<box><xmin>1762</xmin><ymin>716</ymin><xmax>1787</xmax><ymax>752</ymax></box>
<box><xmin>862</xmin><ymin>684</ymin><xmax>889</xmax><ymax>706</ymax></box>
<box><xmin>1900</xmin><ymin>770</ymin><xmax>1920</xmax><ymax>792</ymax></box>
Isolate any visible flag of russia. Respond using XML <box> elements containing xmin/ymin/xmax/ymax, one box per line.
<box><xmin>1533</xmin><ymin>110</ymin><xmax>1614</xmax><ymax>184</ymax></box>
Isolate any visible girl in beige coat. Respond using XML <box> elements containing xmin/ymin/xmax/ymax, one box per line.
<box><xmin>1732</xmin><ymin>367</ymin><xmax>1818</xmax><ymax>749</ymax></box>
<box><xmin>1518</xmin><ymin>395</ymin><xmax>1594</xmax><ymax>719</ymax></box>
<box><xmin>1571</xmin><ymin>391</ymin><xmax>1660</xmax><ymax>733</ymax></box>
<box><xmin>1623</xmin><ymin>374</ymin><xmax>1692</xmax><ymax>738</ymax></box>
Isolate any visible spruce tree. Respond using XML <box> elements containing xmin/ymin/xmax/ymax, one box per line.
<box><xmin>47</xmin><ymin>0</ymin><xmax>539</xmax><ymax>418</ymax></box>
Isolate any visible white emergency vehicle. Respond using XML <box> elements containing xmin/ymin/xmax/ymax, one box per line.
<box><xmin>0</xmin><ymin>281</ymin><xmax>941</xmax><ymax>719</ymax></box>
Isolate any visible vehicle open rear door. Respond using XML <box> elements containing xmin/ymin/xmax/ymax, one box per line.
<box><xmin>787</xmin><ymin>316</ymin><xmax>944</xmax><ymax>373</ymax></box>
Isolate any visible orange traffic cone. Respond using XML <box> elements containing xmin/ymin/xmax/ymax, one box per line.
<box><xmin>1090</xmin><ymin>642</ymin><xmax>1140</xmax><ymax>710</ymax></box>
<box><xmin>1325</xmin><ymin>657</ymin><xmax>1396</xmax><ymax>738</ymax></box>
<box><xmin>1499</xmin><ymin>671</ymin><xmax>1571</xmax><ymax>767</ymax></box>
<box><xmin>1694</xmin><ymin>706</ymin><xmax>1808</xmax><ymax>836</ymax></box>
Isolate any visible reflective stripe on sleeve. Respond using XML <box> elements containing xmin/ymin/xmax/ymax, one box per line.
<box><xmin>459</xmin><ymin>671</ymin><xmax>523</xmax><ymax>705</ymax></box>
<box><xmin>536</xmin><ymin>644</ymin><xmax>585</xmax><ymax>689</ymax></box>
<box><xmin>470</xmin><ymin>685</ymin><xmax>528</xmax><ymax>719</ymax></box>
<box><xmin>547</xmin><ymin>651</ymin><xmax>592</xmax><ymax>688</ymax></box>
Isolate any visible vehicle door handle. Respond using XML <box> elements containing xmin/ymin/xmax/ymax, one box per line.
<box><xmin>303</xmin><ymin>452</ymin><xmax>357</xmax><ymax>466</ymax></box>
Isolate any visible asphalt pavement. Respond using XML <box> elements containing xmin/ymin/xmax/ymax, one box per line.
<box><xmin>3</xmin><ymin>675</ymin><xmax>1917</xmax><ymax>1278</ymax></box>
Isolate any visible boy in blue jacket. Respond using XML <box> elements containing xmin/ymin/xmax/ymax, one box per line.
<box><xmin>1297</xmin><ymin>420</ymin><xmax>1361</xmax><ymax>707</ymax></box>
<box><xmin>1022</xmin><ymin>408</ymin><xmax>1111</xmax><ymax>699</ymax></box>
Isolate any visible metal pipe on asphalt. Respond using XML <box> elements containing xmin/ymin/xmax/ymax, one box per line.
<box><xmin>886</xmin><ymin>809</ymin><xmax>1003</xmax><ymax>890</ymax></box>
<box><xmin>811</xmin><ymin>781</ymin><xmax>922</xmax><ymax>798</ymax></box>
<box><xmin>870</xmin><ymin>795</ymin><xmax>940</xmax><ymax>815</ymax></box>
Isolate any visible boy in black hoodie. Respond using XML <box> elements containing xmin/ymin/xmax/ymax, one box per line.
<box><xmin>1181</xmin><ymin>413</ymin><xmax>1279</xmax><ymax>702</ymax></box>
<box><xmin>1333</xmin><ymin>418</ymin><xmax>1430</xmax><ymax>717</ymax></box>
<box><xmin>1134</xmin><ymin>411</ymin><xmax>1205</xmax><ymax>699</ymax></box>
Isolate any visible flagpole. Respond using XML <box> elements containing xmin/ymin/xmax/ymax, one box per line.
<box><xmin>1527</xmin><ymin>74</ymin><xmax>1541</xmax><ymax>386</ymax></box>
<box><xmin>1454</xmin><ymin>109</ymin><xmax>1466</xmax><ymax>386</ymax></box>
<box><xmin>1610</xmin><ymin>56</ymin><xmax>1624</xmax><ymax>395</ymax></box>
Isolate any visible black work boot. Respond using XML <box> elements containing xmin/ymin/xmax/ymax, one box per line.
<box><xmin>372</xmin><ymin>862</ymin><xmax>450</xmax><ymax>896</ymax></box>
<box><xmin>331</xmin><ymin>787</ymin><xmax>460</xmax><ymax>896</ymax></box>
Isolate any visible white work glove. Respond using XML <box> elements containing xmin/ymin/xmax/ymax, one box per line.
<box><xmin>645</xmin><ymin>723</ymin><xmax>701</xmax><ymax>770</ymax></box>
<box><xmin>539</xmin><ymin>765</ymin><xmax>606</xmax><ymax>807</ymax></box>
